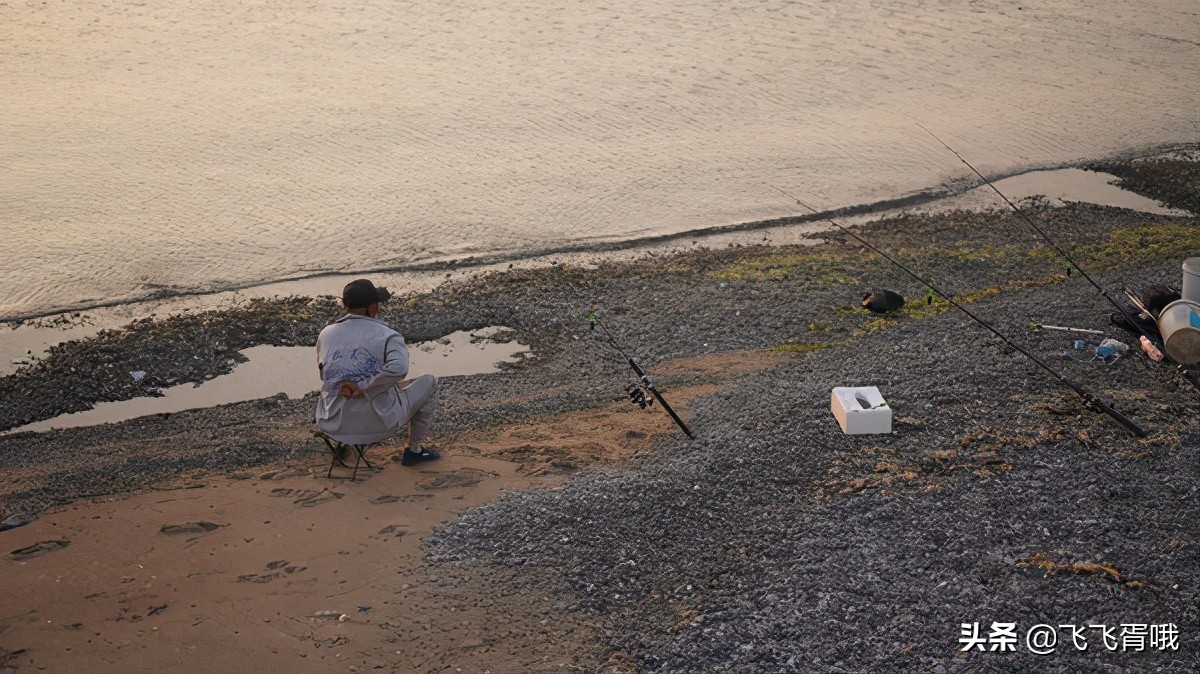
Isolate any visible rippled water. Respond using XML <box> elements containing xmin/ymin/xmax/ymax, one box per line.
<box><xmin>3</xmin><ymin>1</ymin><xmax>1197</xmax><ymax>320</ymax></box>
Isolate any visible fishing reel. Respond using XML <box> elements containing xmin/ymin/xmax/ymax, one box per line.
<box><xmin>625</xmin><ymin>382</ymin><xmax>654</xmax><ymax>409</ymax></box>
<box><xmin>588</xmin><ymin>308</ymin><xmax>694</xmax><ymax>438</ymax></box>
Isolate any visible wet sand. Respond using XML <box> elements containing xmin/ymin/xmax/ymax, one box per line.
<box><xmin>0</xmin><ymin>377</ymin><xmax>727</xmax><ymax>673</ymax></box>
<box><xmin>0</xmin><ymin>455</ymin><xmax>589</xmax><ymax>673</ymax></box>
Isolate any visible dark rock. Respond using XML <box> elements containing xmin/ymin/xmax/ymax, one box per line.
<box><xmin>861</xmin><ymin>290</ymin><xmax>905</xmax><ymax>313</ymax></box>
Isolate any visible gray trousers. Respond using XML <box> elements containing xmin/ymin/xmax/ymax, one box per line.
<box><xmin>398</xmin><ymin>374</ymin><xmax>439</xmax><ymax>447</ymax></box>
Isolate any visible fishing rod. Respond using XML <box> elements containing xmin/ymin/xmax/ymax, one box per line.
<box><xmin>587</xmin><ymin>309</ymin><xmax>694</xmax><ymax>438</ymax></box>
<box><xmin>770</xmin><ymin>185</ymin><xmax>1147</xmax><ymax>438</ymax></box>
<box><xmin>917</xmin><ymin>124</ymin><xmax>1200</xmax><ymax>393</ymax></box>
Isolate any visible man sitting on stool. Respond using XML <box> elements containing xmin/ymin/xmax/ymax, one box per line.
<box><xmin>316</xmin><ymin>279</ymin><xmax>440</xmax><ymax>466</ymax></box>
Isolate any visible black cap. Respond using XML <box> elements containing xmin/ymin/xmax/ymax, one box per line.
<box><xmin>342</xmin><ymin>279</ymin><xmax>391</xmax><ymax>309</ymax></box>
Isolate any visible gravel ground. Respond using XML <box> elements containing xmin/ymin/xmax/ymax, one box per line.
<box><xmin>430</xmin><ymin>261</ymin><xmax>1198</xmax><ymax>672</ymax></box>
<box><xmin>1091</xmin><ymin>148</ymin><xmax>1200</xmax><ymax>215</ymax></box>
<box><xmin>0</xmin><ymin>153</ymin><xmax>1196</xmax><ymax>670</ymax></box>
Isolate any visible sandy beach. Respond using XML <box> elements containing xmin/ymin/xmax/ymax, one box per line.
<box><xmin>2</xmin><ymin>451</ymin><xmax>637</xmax><ymax>673</ymax></box>
<box><xmin>0</xmin><ymin>360</ymin><xmax>734</xmax><ymax>672</ymax></box>
<box><xmin>1</xmin><ymin>151</ymin><xmax>1197</xmax><ymax>671</ymax></box>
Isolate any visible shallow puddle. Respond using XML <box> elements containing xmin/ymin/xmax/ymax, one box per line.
<box><xmin>10</xmin><ymin>328</ymin><xmax>528</xmax><ymax>433</ymax></box>
<box><xmin>919</xmin><ymin>168</ymin><xmax>1190</xmax><ymax>216</ymax></box>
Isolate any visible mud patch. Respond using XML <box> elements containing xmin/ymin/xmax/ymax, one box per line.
<box><xmin>440</xmin><ymin>384</ymin><xmax>721</xmax><ymax>476</ymax></box>
<box><xmin>418</xmin><ymin>468</ymin><xmax>497</xmax><ymax>490</ymax></box>
<box><xmin>1017</xmin><ymin>553</ymin><xmax>1158</xmax><ymax>591</ymax></box>
<box><xmin>653</xmin><ymin>349</ymin><xmax>789</xmax><ymax>379</ymax></box>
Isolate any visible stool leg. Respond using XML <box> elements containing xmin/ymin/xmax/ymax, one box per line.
<box><xmin>317</xmin><ymin>434</ymin><xmax>381</xmax><ymax>480</ymax></box>
<box><xmin>358</xmin><ymin>447</ymin><xmax>376</xmax><ymax>472</ymax></box>
<box><xmin>322</xmin><ymin>437</ymin><xmax>338</xmax><ymax>478</ymax></box>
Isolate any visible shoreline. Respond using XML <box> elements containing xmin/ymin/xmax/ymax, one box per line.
<box><xmin>1</xmin><ymin>148</ymin><xmax>1197</xmax><ymax>426</ymax></box>
<box><xmin>2</xmin><ymin>154</ymin><xmax>1198</xmax><ymax>438</ymax></box>
<box><xmin>3</xmin><ymin>141</ymin><xmax>1196</xmax><ymax>327</ymax></box>
<box><xmin>0</xmin><ymin>152</ymin><xmax>1197</xmax><ymax>671</ymax></box>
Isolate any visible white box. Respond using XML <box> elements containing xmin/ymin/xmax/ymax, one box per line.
<box><xmin>830</xmin><ymin>386</ymin><xmax>892</xmax><ymax>435</ymax></box>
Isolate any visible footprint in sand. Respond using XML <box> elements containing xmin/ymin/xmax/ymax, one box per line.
<box><xmin>369</xmin><ymin>494</ymin><xmax>434</xmax><ymax>505</ymax></box>
<box><xmin>371</xmin><ymin>524</ymin><xmax>408</xmax><ymax>541</ymax></box>
<box><xmin>257</xmin><ymin>468</ymin><xmax>309</xmax><ymax>480</ymax></box>
<box><xmin>268</xmin><ymin>487</ymin><xmax>316</xmax><ymax>499</ymax></box>
<box><xmin>237</xmin><ymin>559</ymin><xmax>308</xmax><ymax>583</ymax></box>
<box><xmin>269</xmin><ymin>487</ymin><xmax>344</xmax><ymax>507</ymax></box>
<box><xmin>417</xmin><ymin>468</ymin><xmax>497</xmax><ymax>490</ymax></box>
<box><xmin>8</xmin><ymin>540</ymin><xmax>69</xmax><ymax>561</ymax></box>
<box><xmin>159</xmin><ymin>522</ymin><xmax>223</xmax><ymax>535</ymax></box>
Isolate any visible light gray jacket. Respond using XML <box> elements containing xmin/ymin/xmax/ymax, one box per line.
<box><xmin>315</xmin><ymin>314</ymin><xmax>411</xmax><ymax>444</ymax></box>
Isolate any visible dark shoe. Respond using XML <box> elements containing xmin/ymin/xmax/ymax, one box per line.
<box><xmin>400</xmin><ymin>446</ymin><xmax>440</xmax><ymax>466</ymax></box>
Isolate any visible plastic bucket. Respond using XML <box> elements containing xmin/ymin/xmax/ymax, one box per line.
<box><xmin>1184</xmin><ymin>258</ymin><xmax>1200</xmax><ymax>302</ymax></box>
<box><xmin>1157</xmin><ymin>298</ymin><xmax>1200</xmax><ymax>364</ymax></box>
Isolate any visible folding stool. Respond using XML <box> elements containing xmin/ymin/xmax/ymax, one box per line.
<box><xmin>313</xmin><ymin>430</ymin><xmax>379</xmax><ymax>480</ymax></box>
